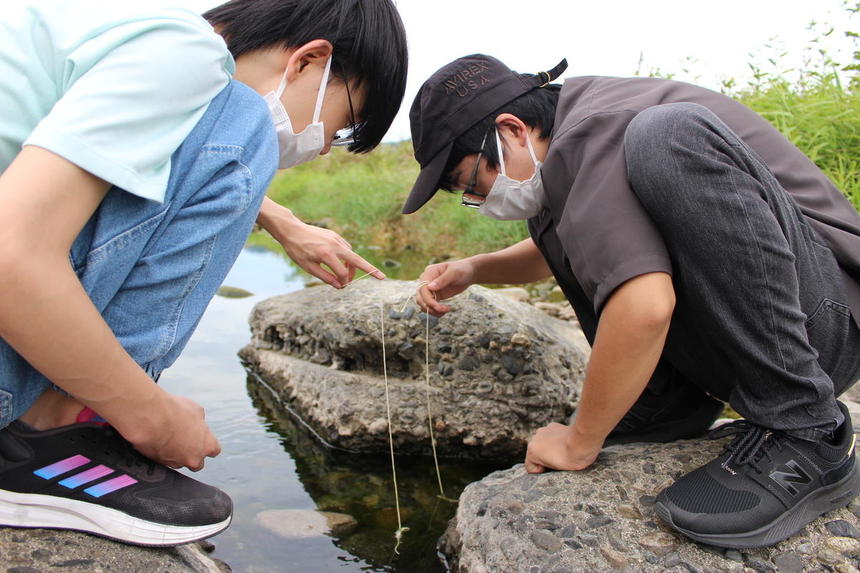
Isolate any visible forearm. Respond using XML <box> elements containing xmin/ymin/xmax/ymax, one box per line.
<box><xmin>468</xmin><ymin>238</ymin><xmax>552</xmax><ymax>284</ymax></box>
<box><xmin>570</xmin><ymin>273</ymin><xmax>675</xmax><ymax>446</ymax></box>
<box><xmin>256</xmin><ymin>196</ymin><xmax>298</xmax><ymax>241</ymax></box>
<box><xmin>0</xmin><ymin>247</ymin><xmax>167</xmax><ymax>442</ymax></box>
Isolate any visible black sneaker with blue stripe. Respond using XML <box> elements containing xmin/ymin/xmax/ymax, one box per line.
<box><xmin>0</xmin><ymin>420</ymin><xmax>232</xmax><ymax>546</ymax></box>
<box><xmin>655</xmin><ymin>401</ymin><xmax>860</xmax><ymax>548</ymax></box>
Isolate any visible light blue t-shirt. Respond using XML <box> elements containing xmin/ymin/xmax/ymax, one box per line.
<box><xmin>0</xmin><ymin>1</ymin><xmax>235</xmax><ymax>202</ymax></box>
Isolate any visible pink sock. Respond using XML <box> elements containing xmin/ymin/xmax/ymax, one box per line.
<box><xmin>75</xmin><ymin>407</ymin><xmax>108</xmax><ymax>426</ymax></box>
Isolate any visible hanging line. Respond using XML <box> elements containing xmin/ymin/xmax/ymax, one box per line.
<box><xmin>380</xmin><ymin>302</ymin><xmax>409</xmax><ymax>554</ymax></box>
<box><xmin>414</xmin><ymin>283</ymin><xmax>456</xmax><ymax>504</ymax></box>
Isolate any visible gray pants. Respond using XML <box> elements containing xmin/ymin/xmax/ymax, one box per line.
<box><xmin>623</xmin><ymin>103</ymin><xmax>860</xmax><ymax>441</ymax></box>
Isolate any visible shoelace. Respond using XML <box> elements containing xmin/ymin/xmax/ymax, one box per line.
<box><xmin>709</xmin><ymin>419</ymin><xmax>783</xmax><ymax>470</ymax></box>
<box><xmin>103</xmin><ymin>427</ymin><xmax>158</xmax><ymax>477</ymax></box>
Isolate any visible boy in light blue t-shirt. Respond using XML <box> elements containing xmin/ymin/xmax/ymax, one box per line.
<box><xmin>0</xmin><ymin>0</ymin><xmax>407</xmax><ymax>546</ymax></box>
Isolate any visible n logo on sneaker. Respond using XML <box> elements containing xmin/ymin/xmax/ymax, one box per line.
<box><xmin>769</xmin><ymin>459</ymin><xmax>812</xmax><ymax>495</ymax></box>
<box><xmin>33</xmin><ymin>455</ymin><xmax>138</xmax><ymax>498</ymax></box>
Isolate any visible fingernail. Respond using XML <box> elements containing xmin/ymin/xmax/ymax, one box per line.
<box><xmin>429</xmin><ymin>282</ymin><xmax>437</xmax><ymax>289</ymax></box>
<box><xmin>374</xmin><ymin>271</ymin><xmax>386</xmax><ymax>279</ymax></box>
<box><xmin>333</xmin><ymin>282</ymin><xmax>343</xmax><ymax>289</ymax></box>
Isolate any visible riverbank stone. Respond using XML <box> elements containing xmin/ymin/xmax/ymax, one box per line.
<box><xmin>440</xmin><ymin>422</ymin><xmax>860</xmax><ymax>572</ymax></box>
<box><xmin>0</xmin><ymin>528</ymin><xmax>227</xmax><ymax>572</ymax></box>
<box><xmin>256</xmin><ymin>509</ymin><xmax>358</xmax><ymax>538</ymax></box>
<box><xmin>240</xmin><ymin>280</ymin><xmax>587</xmax><ymax>460</ymax></box>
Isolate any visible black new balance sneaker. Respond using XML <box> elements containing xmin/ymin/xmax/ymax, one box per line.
<box><xmin>655</xmin><ymin>401</ymin><xmax>860</xmax><ymax>548</ymax></box>
<box><xmin>604</xmin><ymin>374</ymin><xmax>725</xmax><ymax>446</ymax></box>
<box><xmin>0</xmin><ymin>421</ymin><xmax>232</xmax><ymax>546</ymax></box>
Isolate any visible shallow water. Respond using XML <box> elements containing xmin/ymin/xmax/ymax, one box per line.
<box><xmin>159</xmin><ymin>247</ymin><xmax>502</xmax><ymax>572</ymax></box>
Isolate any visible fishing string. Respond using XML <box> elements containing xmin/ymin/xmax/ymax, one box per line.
<box><xmin>344</xmin><ymin>273</ymin><xmax>454</xmax><ymax>553</ymax></box>
<box><xmin>380</xmin><ymin>302</ymin><xmax>409</xmax><ymax>553</ymax></box>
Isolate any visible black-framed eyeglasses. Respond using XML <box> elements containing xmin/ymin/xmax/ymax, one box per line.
<box><xmin>332</xmin><ymin>72</ymin><xmax>359</xmax><ymax>148</ymax></box>
<box><xmin>461</xmin><ymin>130</ymin><xmax>490</xmax><ymax>208</ymax></box>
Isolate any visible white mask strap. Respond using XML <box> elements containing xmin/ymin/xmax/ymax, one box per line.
<box><xmin>312</xmin><ymin>56</ymin><xmax>333</xmax><ymax>123</ymax></box>
<box><xmin>525</xmin><ymin>134</ymin><xmax>538</xmax><ymax>165</ymax></box>
<box><xmin>275</xmin><ymin>63</ymin><xmax>290</xmax><ymax>99</ymax></box>
<box><xmin>495</xmin><ymin>127</ymin><xmax>539</xmax><ymax>175</ymax></box>
<box><xmin>274</xmin><ymin>55</ymin><xmax>333</xmax><ymax>118</ymax></box>
<box><xmin>494</xmin><ymin>127</ymin><xmax>506</xmax><ymax>177</ymax></box>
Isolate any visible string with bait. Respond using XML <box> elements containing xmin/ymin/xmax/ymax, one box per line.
<box><xmin>342</xmin><ymin>273</ymin><xmax>454</xmax><ymax>554</ymax></box>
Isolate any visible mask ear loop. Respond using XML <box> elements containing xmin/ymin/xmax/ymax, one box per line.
<box><xmin>311</xmin><ymin>56</ymin><xmax>333</xmax><ymax>123</ymax></box>
<box><xmin>496</xmin><ymin>126</ymin><xmax>540</xmax><ymax>174</ymax></box>
<box><xmin>525</xmin><ymin>135</ymin><xmax>538</xmax><ymax>167</ymax></box>
<box><xmin>274</xmin><ymin>62</ymin><xmax>290</xmax><ymax>99</ymax></box>
<box><xmin>494</xmin><ymin>127</ymin><xmax>506</xmax><ymax>177</ymax></box>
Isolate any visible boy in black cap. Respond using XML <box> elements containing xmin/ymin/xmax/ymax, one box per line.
<box><xmin>406</xmin><ymin>54</ymin><xmax>860</xmax><ymax>548</ymax></box>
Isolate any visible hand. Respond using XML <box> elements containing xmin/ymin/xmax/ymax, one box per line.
<box><xmin>122</xmin><ymin>393</ymin><xmax>221</xmax><ymax>472</ymax></box>
<box><xmin>256</xmin><ymin>198</ymin><xmax>384</xmax><ymax>288</ymax></box>
<box><xmin>416</xmin><ymin>259</ymin><xmax>477</xmax><ymax>317</ymax></box>
<box><xmin>524</xmin><ymin>422</ymin><xmax>602</xmax><ymax>474</ymax></box>
<box><xmin>279</xmin><ymin>220</ymin><xmax>385</xmax><ymax>288</ymax></box>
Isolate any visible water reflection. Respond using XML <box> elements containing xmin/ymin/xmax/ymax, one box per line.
<box><xmin>247</xmin><ymin>376</ymin><xmax>503</xmax><ymax>572</ymax></box>
<box><xmin>159</xmin><ymin>247</ymin><xmax>502</xmax><ymax>572</ymax></box>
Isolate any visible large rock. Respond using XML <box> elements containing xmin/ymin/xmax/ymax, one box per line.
<box><xmin>440</xmin><ymin>420</ymin><xmax>860</xmax><ymax>573</ymax></box>
<box><xmin>0</xmin><ymin>529</ymin><xmax>227</xmax><ymax>572</ymax></box>
<box><xmin>239</xmin><ymin>280</ymin><xmax>587</xmax><ymax>460</ymax></box>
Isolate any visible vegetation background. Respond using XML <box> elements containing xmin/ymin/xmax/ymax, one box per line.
<box><xmin>252</xmin><ymin>6</ymin><xmax>860</xmax><ymax>278</ymax></box>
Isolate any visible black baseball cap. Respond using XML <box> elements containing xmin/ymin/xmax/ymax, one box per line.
<box><xmin>403</xmin><ymin>54</ymin><xmax>567</xmax><ymax>214</ymax></box>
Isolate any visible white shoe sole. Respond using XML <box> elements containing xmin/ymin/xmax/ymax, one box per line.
<box><xmin>0</xmin><ymin>489</ymin><xmax>231</xmax><ymax>546</ymax></box>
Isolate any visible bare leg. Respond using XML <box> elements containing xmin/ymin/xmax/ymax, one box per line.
<box><xmin>17</xmin><ymin>389</ymin><xmax>84</xmax><ymax>430</ymax></box>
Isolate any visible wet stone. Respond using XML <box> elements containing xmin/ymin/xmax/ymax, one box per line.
<box><xmin>563</xmin><ymin>539</ymin><xmax>582</xmax><ymax>550</ymax></box>
<box><xmin>51</xmin><ymin>561</ymin><xmax>94</xmax><ymax>569</ymax></box>
<box><xmin>828</xmin><ymin>520</ymin><xmax>860</xmax><ymax>539</ymax></box>
<box><xmin>606</xmin><ymin>528</ymin><xmax>626</xmax><ymax>552</ymax></box>
<box><xmin>585</xmin><ymin>515</ymin><xmax>614</xmax><ymax>529</ymax></box>
<box><xmin>530</xmin><ymin>530</ymin><xmax>562</xmax><ymax>552</ymax></box>
<box><xmin>457</xmin><ymin>356</ymin><xmax>481</xmax><ymax>371</ymax></box>
<box><xmin>437</xmin><ymin>361</ymin><xmax>454</xmax><ymax>377</ymax></box>
<box><xmin>772</xmin><ymin>552</ymin><xmax>805</xmax><ymax>573</ymax></box>
<box><xmin>642</xmin><ymin>550</ymin><xmax>659</xmax><ymax>564</ymax></box>
<box><xmin>501</xmin><ymin>354</ymin><xmax>523</xmax><ymax>376</ymax></box>
<box><xmin>724</xmin><ymin>549</ymin><xmax>743</xmax><ymax>562</ymax></box>
<box><xmin>642</xmin><ymin>461</ymin><xmax>657</xmax><ymax>474</ymax></box>
<box><xmin>828</xmin><ymin>536</ymin><xmax>860</xmax><ymax>555</ymax></box>
<box><xmin>578</xmin><ymin>534</ymin><xmax>600</xmax><ymax>547</ymax></box>
<box><xmin>600</xmin><ymin>546</ymin><xmax>628</xmax><ymax>569</ymax></box>
<box><xmin>796</xmin><ymin>542</ymin><xmax>815</xmax><ymax>554</ymax></box>
<box><xmin>820</xmin><ymin>548</ymin><xmax>844</xmax><ymax>564</ymax></box>
<box><xmin>639</xmin><ymin>494</ymin><xmax>657</xmax><ymax>506</ymax></box>
<box><xmin>29</xmin><ymin>550</ymin><xmax>52</xmax><ymax>561</ymax></box>
<box><xmin>637</xmin><ymin>531</ymin><xmax>678</xmax><ymax>557</ymax></box>
<box><xmin>744</xmin><ymin>557</ymin><xmax>777</xmax><ymax>573</ymax></box>
<box><xmin>576</xmin><ymin>502</ymin><xmax>604</xmax><ymax>515</ymax></box>
<box><xmin>617</xmin><ymin>503</ymin><xmax>643</xmax><ymax>520</ymax></box>
<box><xmin>417</xmin><ymin>312</ymin><xmax>438</xmax><ymax>328</ymax></box>
<box><xmin>8</xmin><ymin>568</ymin><xmax>41</xmax><ymax>573</ymax></box>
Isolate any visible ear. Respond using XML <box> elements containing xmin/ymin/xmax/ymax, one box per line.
<box><xmin>284</xmin><ymin>39</ymin><xmax>334</xmax><ymax>83</ymax></box>
<box><xmin>494</xmin><ymin>113</ymin><xmax>529</xmax><ymax>149</ymax></box>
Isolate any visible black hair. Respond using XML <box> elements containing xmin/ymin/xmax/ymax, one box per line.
<box><xmin>439</xmin><ymin>79</ymin><xmax>561</xmax><ymax>191</ymax></box>
<box><xmin>204</xmin><ymin>0</ymin><xmax>408</xmax><ymax>153</ymax></box>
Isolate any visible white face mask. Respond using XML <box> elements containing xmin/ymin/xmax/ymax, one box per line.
<box><xmin>478</xmin><ymin>128</ymin><xmax>545</xmax><ymax>220</ymax></box>
<box><xmin>264</xmin><ymin>56</ymin><xmax>332</xmax><ymax>169</ymax></box>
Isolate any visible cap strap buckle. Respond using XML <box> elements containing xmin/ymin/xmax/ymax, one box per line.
<box><xmin>538</xmin><ymin>58</ymin><xmax>569</xmax><ymax>87</ymax></box>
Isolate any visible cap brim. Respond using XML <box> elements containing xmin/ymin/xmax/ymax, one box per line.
<box><xmin>402</xmin><ymin>141</ymin><xmax>453</xmax><ymax>214</ymax></box>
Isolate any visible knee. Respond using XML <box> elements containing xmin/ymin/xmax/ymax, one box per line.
<box><xmin>624</xmin><ymin>103</ymin><xmax>718</xmax><ymax>204</ymax></box>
